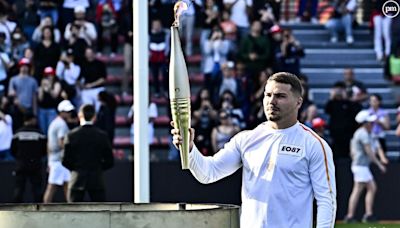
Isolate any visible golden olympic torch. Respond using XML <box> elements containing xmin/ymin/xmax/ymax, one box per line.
<box><xmin>169</xmin><ymin>1</ymin><xmax>191</xmax><ymax>169</ymax></box>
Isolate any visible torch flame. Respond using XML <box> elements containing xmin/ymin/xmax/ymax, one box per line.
<box><xmin>173</xmin><ymin>1</ymin><xmax>188</xmax><ymax>27</ymax></box>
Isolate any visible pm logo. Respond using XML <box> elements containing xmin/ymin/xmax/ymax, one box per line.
<box><xmin>382</xmin><ymin>0</ymin><xmax>400</xmax><ymax>18</ymax></box>
<box><xmin>279</xmin><ymin>144</ymin><xmax>303</xmax><ymax>157</ymax></box>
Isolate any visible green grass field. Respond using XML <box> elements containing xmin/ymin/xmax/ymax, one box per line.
<box><xmin>335</xmin><ymin>223</ymin><xmax>400</xmax><ymax>228</ymax></box>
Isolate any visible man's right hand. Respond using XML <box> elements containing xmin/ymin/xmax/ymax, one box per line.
<box><xmin>170</xmin><ymin>121</ymin><xmax>195</xmax><ymax>152</ymax></box>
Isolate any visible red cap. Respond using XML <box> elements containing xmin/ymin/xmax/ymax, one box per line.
<box><xmin>312</xmin><ymin>117</ymin><xmax>326</xmax><ymax>129</ymax></box>
<box><xmin>43</xmin><ymin>66</ymin><xmax>55</xmax><ymax>76</ymax></box>
<box><xmin>18</xmin><ymin>57</ymin><xmax>31</xmax><ymax>67</ymax></box>
<box><xmin>270</xmin><ymin>25</ymin><xmax>282</xmax><ymax>34</ymax></box>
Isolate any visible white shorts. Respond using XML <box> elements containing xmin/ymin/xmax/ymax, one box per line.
<box><xmin>48</xmin><ymin>161</ymin><xmax>71</xmax><ymax>185</ymax></box>
<box><xmin>351</xmin><ymin>166</ymin><xmax>374</xmax><ymax>183</ymax></box>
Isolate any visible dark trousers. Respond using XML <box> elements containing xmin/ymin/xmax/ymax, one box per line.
<box><xmin>68</xmin><ymin>170</ymin><xmax>106</xmax><ymax>202</ymax></box>
<box><xmin>150</xmin><ymin>62</ymin><xmax>168</xmax><ymax>94</ymax></box>
<box><xmin>13</xmin><ymin>170</ymin><xmax>42</xmax><ymax>203</ymax></box>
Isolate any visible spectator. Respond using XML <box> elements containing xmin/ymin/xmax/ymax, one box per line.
<box><xmin>0</xmin><ymin>1</ymin><xmax>17</xmax><ymax>51</ymax></box>
<box><xmin>296</xmin><ymin>0</ymin><xmax>319</xmax><ymax>23</ymax></box>
<box><xmin>238</xmin><ymin>20</ymin><xmax>271</xmax><ymax>77</ymax></box>
<box><xmin>33</xmin><ymin>26</ymin><xmax>61</xmax><ymax>81</ymax></box>
<box><xmin>79</xmin><ymin>47</ymin><xmax>107</xmax><ymax>111</ymax></box>
<box><xmin>325</xmin><ymin>82</ymin><xmax>362</xmax><ymax>159</ymax></box>
<box><xmin>252</xmin><ymin>0</ymin><xmax>281</xmax><ymax>22</ymax></box>
<box><xmin>8</xmin><ymin>58</ymin><xmax>38</xmax><ymax>116</ymax></box>
<box><xmin>211</xmin><ymin>110</ymin><xmax>240</xmax><ymax>153</ymax></box>
<box><xmin>235</xmin><ymin>61</ymin><xmax>253</xmax><ymax>117</ymax></box>
<box><xmin>325</xmin><ymin>0</ymin><xmax>357</xmax><ymax>44</ymax></box>
<box><xmin>31</xmin><ymin>16</ymin><xmax>61</xmax><ymax>44</ymax></box>
<box><xmin>219</xmin><ymin>9</ymin><xmax>237</xmax><ymax>45</ymax></box>
<box><xmin>269</xmin><ymin>24</ymin><xmax>284</xmax><ymax>72</ymax></box>
<box><xmin>120</xmin><ymin>0</ymin><xmax>132</xmax><ymax>97</ymax></box>
<box><xmin>0</xmin><ymin>31</ymin><xmax>11</xmax><ymax>56</ymax></box>
<box><xmin>149</xmin><ymin>19</ymin><xmax>169</xmax><ymax>97</ymax></box>
<box><xmin>367</xmin><ymin>94</ymin><xmax>390</xmax><ymax>154</ymax></box>
<box><xmin>96</xmin><ymin>0</ymin><xmax>121</xmax><ymax>57</ymax></box>
<box><xmin>311</xmin><ymin>117</ymin><xmax>327</xmax><ymax>139</ymax></box>
<box><xmin>13</xmin><ymin>0</ymin><xmax>39</xmax><ymax>42</ymax></box>
<box><xmin>43</xmin><ymin>99</ymin><xmax>74</xmax><ymax>203</ymax></box>
<box><xmin>385</xmin><ymin>44</ymin><xmax>400</xmax><ymax>81</ymax></box>
<box><xmin>255</xmin><ymin>1</ymin><xmax>276</xmax><ymax>32</ymax></box>
<box><xmin>304</xmin><ymin>104</ymin><xmax>319</xmax><ymax>128</ymax></box>
<box><xmin>218</xmin><ymin>90</ymin><xmax>246</xmax><ymax>129</ymax></box>
<box><xmin>340</xmin><ymin>68</ymin><xmax>369</xmax><ymax>103</ymax></box>
<box><xmin>56</xmin><ymin>49</ymin><xmax>81</xmax><ymax>106</ymax></box>
<box><xmin>0</xmin><ymin>37</ymin><xmax>12</xmax><ymax>94</ymax></box>
<box><xmin>248</xmin><ymin>69</ymin><xmax>269</xmax><ymax>129</ymax></box>
<box><xmin>0</xmin><ymin>104</ymin><xmax>13</xmax><ymax>161</ymax></box>
<box><xmin>192</xmin><ymin>88</ymin><xmax>218</xmax><ymax>156</ymax></box>
<box><xmin>10</xmin><ymin>27</ymin><xmax>30</xmax><ymax>64</ymax></box>
<box><xmin>202</xmin><ymin>29</ymin><xmax>230</xmax><ymax>99</ymax></box>
<box><xmin>372</xmin><ymin>0</ymin><xmax>392</xmax><ymax>62</ymax></box>
<box><xmin>279</xmin><ymin>28</ymin><xmax>305</xmax><ymax>75</ymax></box>
<box><xmin>37</xmin><ymin>0</ymin><xmax>60</xmax><ymax>25</ymax></box>
<box><xmin>199</xmin><ymin>0</ymin><xmax>220</xmax><ymax>48</ymax></box>
<box><xmin>344</xmin><ymin>110</ymin><xmax>388</xmax><ymax>223</ymax></box>
<box><xmin>223</xmin><ymin>0</ymin><xmax>253</xmax><ymax>40</ymax></box>
<box><xmin>64</xmin><ymin>6</ymin><xmax>97</xmax><ymax>47</ymax></box>
<box><xmin>64</xmin><ymin>23</ymin><xmax>89</xmax><ymax>67</ymax></box>
<box><xmin>63</xmin><ymin>104</ymin><xmax>114</xmax><ymax>202</ymax></box>
<box><xmin>128</xmin><ymin>99</ymin><xmax>158</xmax><ymax>144</ymax></box>
<box><xmin>177</xmin><ymin>0</ymin><xmax>202</xmax><ymax>56</ymax></box>
<box><xmin>218</xmin><ymin>61</ymin><xmax>239</xmax><ymax>98</ymax></box>
<box><xmin>38</xmin><ymin>67</ymin><xmax>62</xmax><ymax>135</ymax></box>
<box><xmin>95</xmin><ymin>91</ymin><xmax>117</xmax><ymax>144</ymax></box>
<box><xmin>60</xmin><ymin>0</ymin><xmax>90</xmax><ymax>32</ymax></box>
<box><xmin>11</xmin><ymin>113</ymin><xmax>46</xmax><ymax>203</ymax></box>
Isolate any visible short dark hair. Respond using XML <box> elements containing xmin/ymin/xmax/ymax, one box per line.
<box><xmin>79</xmin><ymin>104</ymin><xmax>96</xmax><ymax>121</ymax></box>
<box><xmin>371</xmin><ymin>93</ymin><xmax>382</xmax><ymax>102</ymax></box>
<box><xmin>267</xmin><ymin>72</ymin><xmax>303</xmax><ymax>97</ymax></box>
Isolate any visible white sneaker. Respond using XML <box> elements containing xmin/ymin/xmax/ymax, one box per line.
<box><xmin>346</xmin><ymin>36</ymin><xmax>354</xmax><ymax>44</ymax></box>
<box><xmin>330</xmin><ymin>36</ymin><xmax>338</xmax><ymax>43</ymax></box>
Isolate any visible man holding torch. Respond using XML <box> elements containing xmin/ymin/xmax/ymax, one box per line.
<box><xmin>171</xmin><ymin>72</ymin><xmax>336</xmax><ymax>227</ymax></box>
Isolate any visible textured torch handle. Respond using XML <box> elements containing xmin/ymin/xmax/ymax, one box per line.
<box><xmin>171</xmin><ymin>98</ymin><xmax>191</xmax><ymax>169</ymax></box>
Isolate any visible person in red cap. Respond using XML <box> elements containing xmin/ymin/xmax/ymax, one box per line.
<box><xmin>37</xmin><ymin>66</ymin><xmax>62</xmax><ymax>134</ymax></box>
<box><xmin>7</xmin><ymin>57</ymin><xmax>38</xmax><ymax>130</ymax></box>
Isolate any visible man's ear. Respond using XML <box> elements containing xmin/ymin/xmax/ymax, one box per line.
<box><xmin>297</xmin><ymin>97</ymin><xmax>303</xmax><ymax>108</ymax></box>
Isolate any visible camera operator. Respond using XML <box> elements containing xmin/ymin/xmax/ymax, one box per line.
<box><xmin>325</xmin><ymin>82</ymin><xmax>362</xmax><ymax>159</ymax></box>
<box><xmin>56</xmin><ymin>49</ymin><xmax>81</xmax><ymax>106</ymax></box>
<box><xmin>280</xmin><ymin>28</ymin><xmax>304</xmax><ymax>75</ymax></box>
<box><xmin>64</xmin><ymin>6</ymin><xmax>97</xmax><ymax>47</ymax></box>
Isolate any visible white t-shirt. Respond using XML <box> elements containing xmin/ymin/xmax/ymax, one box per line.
<box><xmin>56</xmin><ymin>61</ymin><xmax>81</xmax><ymax>85</ymax></box>
<box><xmin>0</xmin><ymin>20</ymin><xmax>17</xmax><ymax>46</ymax></box>
<box><xmin>0</xmin><ymin>115</ymin><xmax>13</xmax><ymax>151</ymax></box>
<box><xmin>223</xmin><ymin>0</ymin><xmax>253</xmax><ymax>28</ymax></box>
<box><xmin>189</xmin><ymin>122</ymin><xmax>336</xmax><ymax>228</ymax></box>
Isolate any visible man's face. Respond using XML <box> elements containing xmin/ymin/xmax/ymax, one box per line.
<box><xmin>263</xmin><ymin>81</ymin><xmax>301</xmax><ymax>123</ymax></box>
<box><xmin>344</xmin><ymin>69</ymin><xmax>354</xmax><ymax>81</ymax></box>
<box><xmin>19</xmin><ymin>65</ymin><xmax>29</xmax><ymax>74</ymax></box>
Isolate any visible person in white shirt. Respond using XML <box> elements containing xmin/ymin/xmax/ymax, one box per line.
<box><xmin>171</xmin><ymin>72</ymin><xmax>337</xmax><ymax>228</ymax></box>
